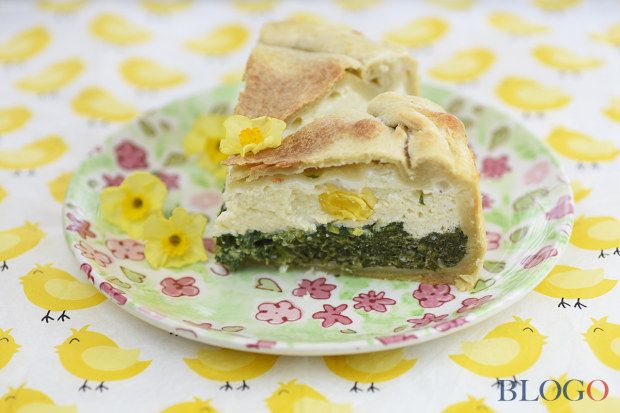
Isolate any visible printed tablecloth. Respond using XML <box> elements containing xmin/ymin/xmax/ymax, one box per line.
<box><xmin>1</xmin><ymin>0</ymin><xmax>620</xmax><ymax>412</ymax></box>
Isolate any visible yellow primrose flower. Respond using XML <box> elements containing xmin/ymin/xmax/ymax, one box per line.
<box><xmin>183</xmin><ymin>114</ymin><xmax>228</xmax><ymax>181</ymax></box>
<box><xmin>319</xmin><ymin>184</ymin><xmax>377</xmax><ymax>221</ymax></box>
<box><xmin>100</xmin><ymin>172</ymin><xmax>166</xmax><ymax>238</ymax></box>
<box><xmin>221</xmin><ymin>115</ymin><xmax>286</xmax><ymax>157</ymax></box>
<box><xmin>143</xmin><ymin>207</ymin><xmax>208</xmax><ymax>268</ymax></box>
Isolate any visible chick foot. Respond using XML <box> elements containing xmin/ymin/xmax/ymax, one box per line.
<box><xmin>558</xmin><ymin>298</ymin><xmax>570</xmax><ymax>308</ymax></box>
<box><xmin>220</xmin><ymin>382</ymin><xmax>233</xmax><ymax>391</ymax></box>
<box><xmin>79</xmin><ymin>380</ymin><xmax>91</xmax><ymax>392</ymax></box>
<box><xmin>236</xmin><ymin>380</ymin><xmax>249</xmax><ymax>391</ymax></box>
<box><xmin>574</xmin><ymin>299</ymin><xmax>587</xmax><ymax>309</ymax></box>
<box><xmin>350</xmin><ymin>382</ymin><xmax>362</xmax><ymax>393</ymax></box>
<box><xmin>95</xmin><ymin>382</ymin><xmax>108</xmax><ymax>392</ymax></box>
<box><xmin>367</xmin><ymin>383</ymin><xmax>380</xmax><ymax>392</ymax></box>
<box><xmin>614</xmin><ymin>248</ymin><xmax>620</xmax><ymax>256</ymax></box>
<box><xmin>41</xmin><ymin>310</ymin><xmax>54</xmax><ymax>323</ymax></box>
<box><xmin>599</xmin><ymin>250</ymin><xmax>609</xmax><ymax>259</ymax></box>
<box><xmin>0</xmin><ymin>261</ymin><xmax>7</xmax><ymax>271</ymax></box>
<box><xmin>57</xmin><ymin>310</ymin><xmax>70</xmax><ymax>321</ymax></box>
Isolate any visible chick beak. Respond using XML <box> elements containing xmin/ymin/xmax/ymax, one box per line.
<box><xmin>542</xmin><ymin>335</ymin><xmax>548</xmax><ymax>344</ymax></box>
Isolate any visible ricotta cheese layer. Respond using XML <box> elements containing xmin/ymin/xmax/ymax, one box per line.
<box><xmin>212</xmin><ymin>163</ymin><xmax>462</xmax><ymax>238</ymax></box>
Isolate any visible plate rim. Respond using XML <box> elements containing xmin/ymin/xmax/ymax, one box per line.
<box><xmin>62</xmin><ymin>82</ymin><xmax>574</xmax><ymax>356</ymax></box>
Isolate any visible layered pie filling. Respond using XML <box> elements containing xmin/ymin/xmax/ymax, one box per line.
<box><xmin>213</xmin><ymin>163</ymin><xmax>468</xmax><ymax>272</ymax></box>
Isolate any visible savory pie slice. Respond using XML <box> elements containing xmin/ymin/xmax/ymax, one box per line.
<box><xmin>212</xmin><ymin>20</ymin><xmax>485</xmax><ymax>289</ymax></box>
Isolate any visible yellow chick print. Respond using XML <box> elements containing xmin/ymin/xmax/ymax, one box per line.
<box><xmin>186</xmin><ymin>24</ymin><xmax>250</xmax><ymax>56</ymax></box>
<box><xmin>20</xmin><ymin>264</ymin><xmax>106</xmax><ymax>323</ymax></box>
<box><xmin>603</xmin><ymin>97</ymin><xmax>620</xmax><ymax>123</ymax></box>
<box><xmin>0</xmin><ymin>26</ymin><xmax>50</xmax><ymax>64</ymax></box>
<box><xmin>583</xmin><ymin>317</ymin><xmax>620</xmax><ymax>371</ymax></box>
<box><xmin>496</xmin><ymin>77</ymin><xmax>571</xmax><ymax>113</ymax></box>
<box><xmin>56</xmin><ymin>325</ymin><xmax>151</xmax><ymax>391</ymax></box>
<box><xmin>0</xmin><ymin>385</ymin><xmax>77</xmax><ymax>413</ymax></box>
<box><xmin>219</xmin><ymin>68</ymin><xmax>244</xmax><ymax>85</ymax></box>
<box><xmin>0</xmin><ymin>328</ymin><xmax>20</xmax><ymax>370</ymax></box>
<box><xmin>532</xmin><ymin>0</ymin><xmax>581</xmax><ymax>11</ymax></box>
<box><xmin>37</xmin><ymin>0</ymin><xmax>87</xmax><ymax>13</ymax></box>
<box><xmin>140</xmin><ymin>0</ymin><xmax>193</xmax><ymax>14</ymax></box>
<box><xmin>487</xmin><ymin>12</ymin><xmax>549</xmax><ymax>35</ymax></box>
<box><xmin>232</xmin><ymin>0</ymin><xmax>278</xmax><ymax>13</ymax></box>
<box><xmin>384</xmin><ymin>17</ymin><xmax>449</xmax><ymax>48</ymax></box>
<box><xmin>71</xmin><ymin>87</ymin><xmax>137</xmax><ymax>122</ymax></box>
<box><xmin>535</xmin><ymin>265</ymin><xmax>617</xmax><ymax>309</ymax></box>
<box><xmin>0</xmin><ymin>106</ymin><xmax>31</xmax><ymax>135</ymax></box>
<box><xmin>0</xmin><ymin>185</ymin><xmax>6</xmax><ymax>204</ymax></box>
<box><xmin>119</xmin><ymin>57</ymin><xmax>186</xmax><ymax>90</ymax></box>
<box><xmin>449</xmin><ymin>316</ymin><xmax>547</xmax><ymax>385</ymax></box>
<box><xmin>541</xmin><ymin>373</ymin><xmax>620</xmax><ymax>413</ymax></box>
<box><xmin>427</xmin><ymin>0</ymin><xmax>475</xmax><ymax>10</ymax></box>
<box><xmin>546</xmin><ymin>127</ymin><xmax>620</xmax><ymax>166</ymax></box>
<box><xmin>0</xmin><ymin>135</ymin><xmax>68</xmax><ymax>173</ymax></box>
<box><xmin>428</xmin><ymin>48</ymin><xmax>495</xmax><ymax>83</ymax></box>
<box><xmin>266</xmin><ymin>380</ymin><xmax>352</xmax><ymax>413</ymax></box>
<box><xmin>532</xmin><ymin>45</ymin><xmax>602</xmax><ymax>72</ymax></box>
<box><xmin>591</xmin><ymin>22</ymin><xmax>620</xmax><ymax>47</ymax></box>
<box><xmin>335</xmin><ymin>0</ymin><xmax>381</xmax><ymax>10</ymax></box>
<box><xmin>570</xmin><ymin>215</ymin><xmax>620</xmax><ymax>258</ymax></box>
<box><xmin>0</xmin><ymin>222</ymin><xmax>45</xmax><ymax>271</ymax></box>
<box><xmin>571</xmin><ymin>180</ymin><xmax>591</xmax><ymax>202</ymax></box>
<box><xmin>90</xmin><ymin>13</ymin><xmax>151</xmax><ymax>46</ymax></box>
<box><xmin>48</xmin><ymin>172</ymin><xmax>73</xmax><ymax>203</ymax></box>
<box><xmin>442</xmin><ymin>395</ymin><xmax>495</xmax><ymax>413</ymax></box>
<box><xmin>16</xmin><ymin>58</ymin><xmax>84</xmax><ymax>94</ymax></box>
<box><xmin>184</xmin><ymin>346</ymin><xmax>278</xmax><ymax>390</ymax></box>
<box><xmin>161</xmin><ymin>397</ymin><xmax>219</xmax><ymax>413</ymax></box>
<box><xmin>323</xmin><ymin>348</ymin><xmax>417</xmax><ymax>392</ymax></box>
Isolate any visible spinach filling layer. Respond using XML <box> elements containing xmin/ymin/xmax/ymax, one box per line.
<box><xmin>216</xmin><ymin>222</ymin><xmax>467</xmax><ymax>272</ymax></box>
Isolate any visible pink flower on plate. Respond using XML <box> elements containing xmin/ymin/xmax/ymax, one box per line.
<box><xmin>377</xmin><ymin>333</ymin><xmax>417</xmax><ymax>345</ymax></box>
<box><xmin>80</xmin><ymin>263</ymin><xmax>94</xmax><ymax>284</ymax></box>
<box><xmin>407</xmin><ymin>313</ymin><xmax>448</xmax><ymax>328</ymax></box>
<box><xmin>522</xmin><ymin>245</ymin><xmax>558</xmax><ymax>269</ymax></box>
<box><xmin>481</xmin><ymin>155</ymin><xmax>511</xmax><ymax>179</ymax></box>
<box><xmin>66</xmin><ymin>213</ymin><xmax>95</xmax><ymax>239</ymax></box>
<box><xmin>352</xmin><ymin>290</ymin><xmax>396</xmax><ymax>312</ymax></box>
<box><xmin>75</xmin><ymin>241</ymin><xmax>112</xmax><ymax>267</ymax></box>
<box><xmin>203</xmin><ymin>238</ymin><xmax>216</xmax><ymax>253</ymax></box>
<box><xmin>190</xmin><ymin>191</ymin><xmax>223</xmax><ymax>211</ymax></box>
<box><xmin>255</xmin><ymin>300</ymin><xmax>302</xmax><ymax>325</ymax></box>
<box><xmin>115</xmin><ymin>140</ymin><xmax>148</xmax><ymax>170</ymax></box>
<box><xmin>457</xmin><ymin>295</ymin><xmax>493</xmax><ymax>313</ymax></box>
<box><xmin>524</xmin><ymin>160</ymin><xmax>550</xmax><ymax>185</ymax></box>
<box><xmin>102</xmin><ymin>173</ymin><xmax>125</xmax><ymax>187</ymax></box>
<box><xmin>312</xmin><ymin>304</ymin><xmax>352</xmax><ymax>328</ymax></box>
<box><xmin>99</xmin><ymin>282</ymin><xmax>127</xmax><ymax>305</ymax></box>
<box><xmin>435</xmin><ymin>316</ymin><xmax>468</xmax><ymax>332</ymax></box>
<box><xmin>545</xmin><ymin>195</ymin><xmax>574</xmax><ymax>220</ymax></box>
<box><xmin>293</xmin><ymin>277</ymin><xmax>336</xmax><ymax>300</ymax></box>
<box><xmin>154</xmin><ymin>170</ymin><xmax>179</xmax><ymax>190</ymax></box>
<box><xmin>487</xmin><ymin>231</ymin><xmax>502</xmax><ymax>251</ymax></box>
<box><xmin>246</xmin><ymin>340</ymin><xmax>277</xmax><ymax>350</ymax></box>
<box><xmin>412</xmin><ymin>284</ymin><xmax>455</xmax><ymax>308</ymax></box>
<box><xmin>481</xmin><ymin>193</ymin><xmax>494</xmax><ymax>210</ymax></box>
<box><xmin>105</xmin><ymin>239</ymin><xmax>145</xmax><ymax>261</ymax></box>
<box><xmin>160</xmin><ymin>276</ymin><xmax>200</xmax><ymax>297</ymax></box>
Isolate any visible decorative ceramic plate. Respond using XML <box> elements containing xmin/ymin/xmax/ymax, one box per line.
<box><xmin>63</xmin><ymin>83</ymin><xmax>573</xmax><ymax>356</ymax></box>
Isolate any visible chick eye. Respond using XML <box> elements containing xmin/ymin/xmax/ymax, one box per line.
<box><xmin>277</xmin><ymin>390</ymin><xmax>289</xmax><ymax>395</ymax></box>
<box><xmin>593</xmin><ymin>327</ymin><xmax>604</xmax><ymax>333</ymax></box>
<box><xmin>69</xmin><ymin>338</ymin><xmax>80</xmax><ymax>344</ymax></box>
<box><xmin>0</xmin><ymin>337</ymin><xmax>8</xmax><ymax>343</ymax></box>
<box><xmin>523</xmin><ymin>327</ymin><xmax>534</xmax><ymax>333</ymax></box>
<box><xmin>33</xmin><ymin>270</ymin><xmax>43</xmax><ymax>274</ymax></box>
